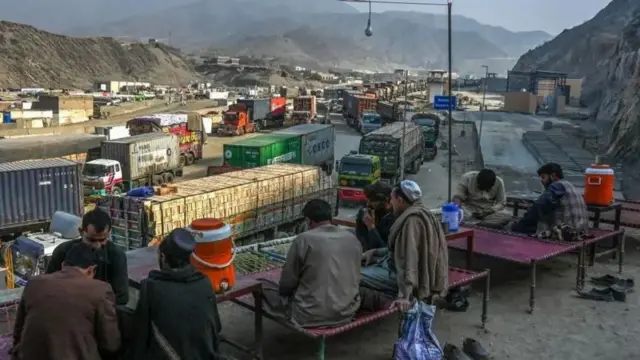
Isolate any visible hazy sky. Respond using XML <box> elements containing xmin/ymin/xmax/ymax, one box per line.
<box><xmin>351</xmin><ymin>0</ymin><xmax>613</xmax><ymax>34</ymax></box>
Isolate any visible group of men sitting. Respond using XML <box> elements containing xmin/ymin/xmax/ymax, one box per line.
<box><xmin>10</xmin><ymin>161</ymin><xmax>590</xmax><ymax>359</ymax></box>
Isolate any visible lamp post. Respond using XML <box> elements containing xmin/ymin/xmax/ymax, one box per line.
<box><xmin>478</xmin><ymin>64</ymin><xmax>488</xmax><ymax>143</ymax></box>
<box><xmin>338</xmin><ymin>0</ymin><xmax>454</xmax><ymax>201</ymax></box>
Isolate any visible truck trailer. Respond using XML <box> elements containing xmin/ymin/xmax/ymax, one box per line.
<box><xmin>0</xmin><ymin>134</ymin><xmax>105</xmax><ymax>164</ymax></box>
<box><xmin>97</xmin><ymin>163</ymin><xmax>337</xmax><ymax>250</ymax></box>
<box><xmin>82</xmin><ymin>133</ymin><xmax>182</xmax><ymax>194</ymax></box>
<box><xmin>358</xmin><ymin>122</ymin><xmax>424</xmax><ymax>184</ymax></box>
<box><xmin>0</xmin><ymin>159</ymin><xmax>83</xmax><ymax>239</ymax></box>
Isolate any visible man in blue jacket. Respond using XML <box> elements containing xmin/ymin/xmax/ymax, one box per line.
<box><xmin>355</xmin><ymin>182</ymin><xmax>396</xmax><ymax>251</ymax></box>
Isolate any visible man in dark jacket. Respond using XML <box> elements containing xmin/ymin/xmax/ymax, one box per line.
<box><xmin>12</xmin><ymin>242</ymin><xmax>121</xmax><ymax>360</ymax></box>
<box><xmin>126</xmin><ymin>228</ymin><xmax>224</xmax><ymax>360</ymax></box>
<box><xmin>47</xmin><ymin>208</ymin><xmax>129</xmax><ymax>305</ymax></box>
<box><xmin>356</xmin><ymin>182</ymin><xmax>395</xmax><ymax>251</ymax></box>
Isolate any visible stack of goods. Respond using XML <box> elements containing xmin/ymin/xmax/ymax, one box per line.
<box><xmin>98</xmin><ymin>164</ymin><xmax>335</xmax><ymax>250</ymax></box>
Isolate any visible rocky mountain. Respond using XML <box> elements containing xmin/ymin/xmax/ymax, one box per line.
<box><xmin>58</xmin><ymin>0</ymin><xmax>551</xmax><ymax>72</ymax></box>
<box><xmin>0</xmin><ymin>21</ymin><xmax>199</xmax><ymax>88</ymax></box>
<box><xmin>512</xmin><ymin>0</ymin><xmax>640</xmax><ymax>165</ymax></box>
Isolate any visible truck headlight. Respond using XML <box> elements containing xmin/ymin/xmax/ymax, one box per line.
<box><xmin>220</xmin><ymin>279</ymin><xmax>230</xmax><ymax>291</ymax></box>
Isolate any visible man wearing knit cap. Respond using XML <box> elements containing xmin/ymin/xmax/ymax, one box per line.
<box><xmin>361</xmin><ymin>180</ymin><xmax>449</xmax><ymax>312</ymax></box>
<box><xmin>126</xmin><ymin>228</ymin><xmax>225</xmax><ymax>360</ymax></box>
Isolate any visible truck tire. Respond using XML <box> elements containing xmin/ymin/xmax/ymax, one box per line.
<box><xmin>179</xmin><ymin>154</ymin><xmax>186</xmax><ymax>167</ymax></box>
<box><xmin>153</xmin><ymin>175</ymin><xmax>164</xmax><ymax>186</ymax></box>
<box><xmin>186</xmin><ymin>153</ymin><xmax>195</xmax><ymax>166</ymax></box>
<box><xmin>254</xmin><ymin>122</ymin><xmax>261</xmax><ymax>132</ymax></box>
<box><xmin>111</xmin><ymin>186</ymin><xmax>122</xmax><ymax>195</ymax></box>
<box><xmin>163</xmin><ymin>172</ymin><xmax>175</xmax><ymax>184</ymax></box>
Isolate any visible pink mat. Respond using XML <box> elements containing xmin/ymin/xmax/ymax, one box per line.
<box><xmin>448</xmin><ymin>228</ymin><xmax>579</xmax><ymax>264</ymax></box>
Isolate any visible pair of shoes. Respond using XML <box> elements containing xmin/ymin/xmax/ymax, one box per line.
<box><xmin>577</xmin><ymin>286</ymin><xmax>627</xmax><ymax>302</ymax></box>
<box><xmin>590</xmin><ymin>274</ymin><xmax>634</xmax><ymax>289</ymax></box>
<box><xmin>443</xmin><ymin>338</ymin><xmax>490</xmax><ymax>360</ymax></box>
<box><xmin>445</xmin><ymin>286</ymin><xmax>470</xmax><ymax>312</ymax></box>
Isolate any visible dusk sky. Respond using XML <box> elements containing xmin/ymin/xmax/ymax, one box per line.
<box><xmin>350</xmin><ymin>0</ymin><xmax>613</xmax><ymax>34</ymax></box>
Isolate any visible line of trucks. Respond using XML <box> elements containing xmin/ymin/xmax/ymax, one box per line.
<box><xmin>217</xmin><ymin>95</ymin><xmax>322</xmax><ymax>136</ymax></box>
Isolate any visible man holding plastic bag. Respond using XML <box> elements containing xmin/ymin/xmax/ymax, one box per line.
<box><xmin>361</xmin><ymin>181</ymin><xmax>449</xmax><ymax>359</ymax></box>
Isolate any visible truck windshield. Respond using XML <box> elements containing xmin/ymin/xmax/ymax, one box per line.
<box><xmin>414</xmin><ymin>118</ymin><xmax>436</xmax><ymax>126</ymax></box>
<box><xmin>224</xmin><ymin>113</ymin><xmax>238</xmax><ymax>122</ymax></box>
<box><xmin>362</xmin><ymin>115</ymin><xmax>381</xmax><ymax>124</ymax></box>
<box><xmin>83</xmin><ymin>163</ymin><xmax>108</xmax><ymax>177</ymax></box>
<box><xmin>340</xmin><ymin>162</ymin><xmax>372</xmax><ymax>176</ymax></box>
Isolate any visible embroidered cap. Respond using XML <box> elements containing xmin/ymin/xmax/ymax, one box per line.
<box><xmin>399</xmin><ymin>180</ymin><xmax>422</xmax><ymax>203</ymax></box>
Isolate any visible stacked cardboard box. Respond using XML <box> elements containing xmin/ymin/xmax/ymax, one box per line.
<box><xmin>99</xmin><ymin>164</ymin><xmax>335</xmax><ymax>250</ymax></box>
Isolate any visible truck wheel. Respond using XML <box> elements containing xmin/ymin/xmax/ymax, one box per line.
<box><xmin>111</xmin><ymin>186</ymin><xmax>122</xmax><ymax>195</ymax></box>
<box><xmin>186</xmin><ymin>153</ymin><xmax>195</xmax><ymax>166</ymax></box>
<box><xmin>179</xmin><ymin>154</ymin><xmax>186</xmax><ymax>167</ymax></box>
<box><xmin>153</xmin><ymin>175</ymin><xmax>164</xmax><ymax>186</ymax></box>
<box><xmin>163</xmin><ymin>172</ymin><xmax>175</xmax><ymax>183</ymax></box>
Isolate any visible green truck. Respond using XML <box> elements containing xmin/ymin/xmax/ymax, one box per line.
<box><xmin>207</xmin><ymin>124</ymin><xmax>335</xmax><ymax>175</ymax></box>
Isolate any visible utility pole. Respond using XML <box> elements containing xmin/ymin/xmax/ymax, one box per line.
<box><xmin>446</xmin><ymin>0</ymin><xmax>453</xmax><ymax>202</ymax></box>
<box><xmin>399</xmin><ymin>69</ymin><xmax>409</xmax><ymax>181</ymax></box>
<box><xmin>478</xmin><ymin>64</ymin><xmax>489</xmax><ymax>143</ymax></box>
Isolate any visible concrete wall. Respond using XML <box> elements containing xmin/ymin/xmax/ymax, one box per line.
<box><xmin>503</xmin><ymin>92</ymin><xmax>536</xmax><ymax>114</ymax></box>
<box><xmin>33</xmin><ymin>95</ymin><xmax>93</xmax><ymax>113</ymax></box>
<box><xmin>565</xmin><ymin>78</ymin><xmax>583</xmax><ymax>100</ymax></box>
<box><xmin>428</xmin><ymin>83</ymin><xmax>444</xmax><ymax>104</ymax></box>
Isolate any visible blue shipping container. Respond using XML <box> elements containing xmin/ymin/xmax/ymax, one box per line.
<box><xmin>2</xmin><ymin>112</ymin><xmax>11</xmax><ymax>124</ymax></box>
<box><xmin>0</xmin><ymin>158</ymin><xmax>83</xmax><ymax>229</ymax></box>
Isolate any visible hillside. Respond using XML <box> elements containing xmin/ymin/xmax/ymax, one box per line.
<box><xmin>512</xmin><ymin>0</ymin><xmax>640</xmax><ymax>167</ymax></box>
<box><xmin>63</xmin><ymin>1</ymin><xmax>551</xmax><ymax>73</ymax></box>
<box><xmin>0</xmin><ymin>21</ymin><xmax>199</xmax><ymax>88</ymax></box>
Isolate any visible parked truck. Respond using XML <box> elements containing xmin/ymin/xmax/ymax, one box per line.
<box><xmin>0</xmin><ymin>159</ymin><xmax>83</xmax><ymax>240</ymax></box>
<box><xmin>97</xmin><ymin>164</ymin><xmax>338</xmax><ymax>250</ymax></box>
<box><xmin>377</xmin><ymin>101</ymin><xmax>402</xmax><ymax>124</ymax></box>
<box><xmin>218</xmin><ymin>98</ymin><xmax>284</xmax><ymax>135</ymax></box>
<box><xmin>411</xmin><ymin>112</ymin><xmax>443</xmax><ymax>160</ymax></box>
<box><xmin>208</xmin><ymin>124</ymin><xmax>335</xmax><ymax>175</ymax></box>
<box><xmin>291</xmin><ymin>96</ymin><xmax>317</xmax><ymax>124</ymax></box>
<box><xmin>127</xmin><ymin>113</ymin><xmax>205</xmax><ymax>166</ymax></box>
<box><xmin>358</xmin><ymin>122</ymin><xmax>424</xmax><ymax>184</ymax></box>
<box><xmin>360</xmin><ymin>112</ymin><xmax>382</xmax><ymax>134</ymax></box>
<box><xmin>335</xmin><ymin>152</ymin><xmax>381</xmax><ymax>204</ymax></box>
<box><xmin>82</xmin><ymin>133</ymin><xmax>182</xmax><ymax>195</ymax></box>
<box><xmin>344</xmin><ymin>94</ymin><xmax>377</xmax><ymax>131</ymax></box>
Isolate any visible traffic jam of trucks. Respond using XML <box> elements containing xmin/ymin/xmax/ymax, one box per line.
<box><xmin>0</xmin><ymin>79</ymin><xmax>450</xmax><ymax>287</ymax></box>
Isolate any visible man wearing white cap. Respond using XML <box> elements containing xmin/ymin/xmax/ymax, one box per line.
<box><xmin>361</xmin><ymin>180</ymin><xmax>449</xmax><ymax>312</ymax></box>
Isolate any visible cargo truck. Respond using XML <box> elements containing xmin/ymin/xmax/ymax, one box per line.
<box><xmin>358</xmin><ymin>122</ymin><xmax>424</xmax><ymax>184</ymax></box>
<box><xmin>345</xmin><ymin>95</ymin><xmax>377</xmax><ymax>131</ymax></box>
<box><xmin>0</xmin><ymin>134</ymin><xmax>105</xmax><ymax>164</ymax></box>
<box><xmin>208</xmin><ymin>124</ymin><xmax>335</xmax><ymax>175</ymax></box>
<box><xmin>291</xmin><ymin>96</ymin><xmax>317</xmax><ymax>124</ymax></box>
<box><xmin>82</xmin><ymin>133</ymin><xmax>182</xmax><ymax>195</ymax></box>
<box><xmin>411</xmin><ymin>112</ymin><xmax>443</xmax><ymax>160</ymax></box>
<box><xmin>377</xmin><ymin>101</ymin><xmax>401</xmax><ymax>124</ymax></box>
<box><xmin>218</xmin><ymin>98</ymin><xmax>285</xmax><ymax>135</ymax></box>
<box><xmin>335</xmin><ymin>152</ymin><xmax>381</xmax><ymax>204</ymax></box>
<box><xmin>0</xmin><ymin>159</ymin><xmax>84</xmax><ymax>240</ymax></box>
<box><xmin>360</xmin><ymin>112</ymin><xmax>382</xmax><ymax>134</ymax></box>
<box><xmin>97</xmin><ymin>163</ymin><xmax>338</xmax><ymax>250</ymax></box>
<box><xmin>127</xmin><ymin>113</ymin><xmax>205</xmax><ymax>166</ymax></box>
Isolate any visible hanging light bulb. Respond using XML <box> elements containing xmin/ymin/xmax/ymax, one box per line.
<box><xmin>364</xmin><ymin>1</ymin><xmax>373</xmax><ymax>37</ymax></box>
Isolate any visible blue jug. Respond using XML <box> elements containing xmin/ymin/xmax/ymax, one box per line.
<box><xmin>441</xmin><ymin>203</ymin><xmax>464</xmax><ymax>232</ymax></box>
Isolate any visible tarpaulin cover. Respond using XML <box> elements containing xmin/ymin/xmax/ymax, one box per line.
<box><xmin>394</xmin><ymin>302</ymin><xmax>443</xmax><ymax>360</ymax></box>
<box><xmin>0</xmin><ymin>134</ymin><xmax>105</xmax><ymax>162</ymax></box>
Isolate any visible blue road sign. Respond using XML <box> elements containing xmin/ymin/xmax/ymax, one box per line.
<box><xmin>433</xmin><ymin>95</ymin><xmax>457</xmax><ymax>110</ymax></box>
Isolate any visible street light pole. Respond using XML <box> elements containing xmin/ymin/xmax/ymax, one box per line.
<box><xmin>446</xmin><ymin>0</ymin><xmax>453</xmax><ymax>202</ymax></box>
<box><xmin>478</xmin><ymin>64</ymin><xmax>488</xmax><ymax>143</ymax></box>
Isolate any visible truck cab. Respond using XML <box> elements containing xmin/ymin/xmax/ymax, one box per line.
<box><xmin>82</xmin><ymin>159</ymin><xmax>124</xmax><ymax>195</ymax></box>
<box><xmin>411</xmin><ymin>113</ymin><xmax>442</xmax><ymax>160</ymax></box>
<box><xmin>291</xmin><ymin>111</ymin><xmax>313</xmax><ymax>124</ymax></box>
<box><xmin>360</xmin><ymin>112</ymin><xmax>382</xmax><ymax>134</ymax></box>
<box><xmin>336</xmin><ymin>152</ymin><xmax>381</xmax><ymax>203</ymax></box>
<box><xmin>219</xmin><ymin>104</ymin><xmax>256</xmax><ymax>135</ymax></box>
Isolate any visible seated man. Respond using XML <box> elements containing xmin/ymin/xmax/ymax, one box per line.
<box><xmin>126</xmin><ymin>228</ymin><xmax>225</xmax><ymax>360</ymax></box>
<box><xmin>453</xmin><ymin>168</ymin><xmax>509</xmax><ymax>225</ymax></box>
<box><xmin>511</xmin><ymin>163</ymin><xmax>589</xmax><ymax>237</ymax></box>
<box><xmin>12</xmin><ymin>242</ymin><xmax>120</xmax><ymax>360</ymax></box>
<box><xmin>355</xmin><ymin>182</ymin><xmax>396</xmax><ymax>251</ymax></box>
<box><xmin>261</xmin><ymin>199</ymin><xmax>362</xmax><ymax>328</ymax></box>
<box><xmin>361</xmin><ymin>180</ymin><xmax>449</xmax><ymax>311</ymax></box>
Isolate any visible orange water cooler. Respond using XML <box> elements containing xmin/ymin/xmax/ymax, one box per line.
<box><xmin>187</xmin><ymin>218</ymin><xmax>236</xmax><ymax>293</ymax></box>
<box><xmin>584</xmin><ymin>163</ymin><xmax>615</xmax><ymax>206</ymax></box>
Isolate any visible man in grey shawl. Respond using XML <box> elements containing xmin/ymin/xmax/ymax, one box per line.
<box><xmin>361</xmin><ymin>180</ymin><xmax>449</xmax><ymax>311</ymax></box>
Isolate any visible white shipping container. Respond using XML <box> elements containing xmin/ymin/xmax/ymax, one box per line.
<box><xmin>10</xmin><ymin>110</ymin><xmax>54</xmax><ymax>120</ymax></box>
<box><xmin>207</xmin><ymin>91</ymin><xmax>229</xmax><ymax>100</ymax></box>
<box><xmin>100</xmin><ymin>133</ymin><xmax>180</xmax><ymax>180</ymax></box>
<box><xmin>95</xmin><ymin>125</ymin><xmax>130</xmax><ymax>140</ymax></box>
<box><xmin>273</xmin><ymin>124</ymin><xmax>335</xmax><ymax>166</ymax></box>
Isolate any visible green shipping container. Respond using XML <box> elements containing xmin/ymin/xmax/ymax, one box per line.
<box><xmin>223</xmin><ymin>134</ymin><xmax>302</xmax><ymax>168</ymax></box>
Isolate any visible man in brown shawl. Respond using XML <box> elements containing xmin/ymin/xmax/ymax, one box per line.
<box><xmin>361</xmin><ymin>180</ymin><xmax>449</xmax><ymax>311</ymax></box>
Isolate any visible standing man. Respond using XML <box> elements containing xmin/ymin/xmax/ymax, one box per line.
<box><xmin>453</xmin><ymin>168</ymin><xmax>508</xmax><ymax>224</ymax></box>
<box><xmin>511</xmin><ymin>163</ymin><xmax>589</xmax><ymax>236</ymax></box>
<box><xmin>261</xmin><ymin>199</ymin><xmax>362</xmax><ymax>328</ymax></box>
<box><xmin>361</xmin><ymin>180</ymin><xmax>449</xmax><ymax>311</ymax></box>
<box><xmin>12</xmin><ymin>242</ymin><xmax>121</xmax><ymax>360</ymax></box>
<box><xmin>47</xmin><ymin>208</ymin><xmax>129</xmax><ymax>306</ymax></box>
<box><xmin>126</xmin><ymin>228</ymin><xmax>225</xmax><ymax>360</ymax></box>
<box><xmin>355</xmin><ymin>182</ymin><xmax>396</xmax><ymax>251</ymax></box>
